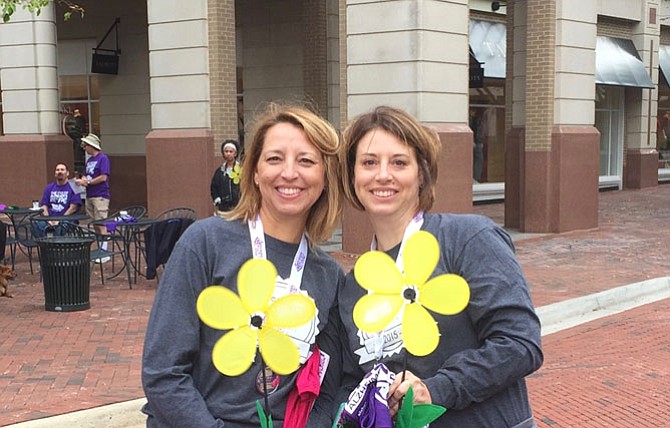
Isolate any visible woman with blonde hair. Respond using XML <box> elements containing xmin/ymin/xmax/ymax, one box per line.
<box><xmin>142</xmin><ymin>103</ymin><xmax>344</xmax><ymax>427</ymax></box>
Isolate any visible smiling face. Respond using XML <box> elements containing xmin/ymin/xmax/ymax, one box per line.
<box><xmin>354</xmin><ymin>128</ymin><xmax>421</xmax><ymax>224</ymax></box>
<box><xmin>254</xmin><ymin>122</ymin><xmax>325</xmax><ymax>237</ymax></box>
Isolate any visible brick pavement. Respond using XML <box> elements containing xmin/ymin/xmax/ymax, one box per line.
<box><xmin>528</xmin><ymin>299</ymin><xmax>670</xmax><ymax>427</ymax></box>
<box><xmin>0</xmin><ymin>184</ymin><xmax>669</xmax><ymax>426</ymax></box>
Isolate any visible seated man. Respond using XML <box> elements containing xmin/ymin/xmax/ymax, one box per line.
<box><xmin>32</xmin><ymin>163</ymin><xmax>82</xmax><ymax>237</ymax></box>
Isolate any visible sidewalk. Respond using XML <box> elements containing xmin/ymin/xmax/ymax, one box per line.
<box><xmin>1</xmin><ymin>185</ymin><xmax>669</xmax><ymax>427</ymax></box>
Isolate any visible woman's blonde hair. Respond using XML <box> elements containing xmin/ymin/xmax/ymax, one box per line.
<box><xmin>225</xmin><ymin>103</ymin><xmax>342</xmax><ymax>244</ymax></box>
<box><xmin>340</xmin><ymin>106</ymin><xmax>441</xmax><ymax>212</ymax></box>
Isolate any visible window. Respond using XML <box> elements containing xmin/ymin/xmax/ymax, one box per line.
<box><xmin>595</xmin><ymin>85</ymin><xmax>624</xmax><ymax>187</ymax></box>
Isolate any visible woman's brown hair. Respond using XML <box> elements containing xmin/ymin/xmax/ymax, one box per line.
<box><xmin>340</xmin><ymin>106</ymin><xmax>441</xmax><ymax>212</ymax></box>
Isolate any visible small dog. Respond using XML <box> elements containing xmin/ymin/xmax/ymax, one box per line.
<box><xmin>0</xmin><ymin>264</ymin><xmax>16</xmax><ymax>298</ymax></box>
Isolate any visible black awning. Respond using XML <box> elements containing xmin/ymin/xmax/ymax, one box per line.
<box><xmin>595</xmin><ymin>37</ymin><xmax>654</xmax><ymax>89</ymax></box>
<box><xmin>469</xmin><ymin>19</ymin><xmax>506</xmax><ymax>79</ymax></box>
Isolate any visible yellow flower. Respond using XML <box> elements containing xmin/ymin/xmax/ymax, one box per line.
<box><xmin>197</xmin><ymin>259</ymin><xmax>316</xmax><ymax>376</ymax></box>
<box><xmin>353</xmin><ymin>231</ymin><xmax>470</xmax><ymax>356</ymax></box>
<box><xmin>229</xmin><ymin>164</ymin><xmax>242</xmax><ymax>185</ymax></box>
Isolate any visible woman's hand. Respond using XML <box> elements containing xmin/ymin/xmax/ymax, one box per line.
<box><xmin>387</xmin><ymin>370</ymin><xmax>432</xmax><ymax>416</ymax></box>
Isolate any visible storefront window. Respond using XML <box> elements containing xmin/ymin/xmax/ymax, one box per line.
<box><xmin>469</xmin><ymin>78</ymin><xmax>505</xmax><ymax>184</ymax></box>
<box><xmin>657</xmin><ymin>72</ymin><xmax>670</xmax><ymax>169</ymax></box>
<box><xmin>59</xmin><ymin>74</ymin><xmax>100</xmax><ymax>135</ymax></box>
<box><xmin>59</xmin><ymin>74</ymin><xmax>100</xmax><ymax>174</ymax></box>
<box><xmin>595</xmin><ymin>85</ymin><xmax>624</xmax><ymax>184</ymax></box>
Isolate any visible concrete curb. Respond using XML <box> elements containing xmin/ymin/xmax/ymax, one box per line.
<box><xmin>6</xmin><ymin>398</ymin><xmax>147</xmax><ymax>428</ymax></box>
<box><xmin>7</xmin><ymin>277</ymin><xmax>670</xmax><ymax>428</ymax></box>
<box><xmin>538</xmin><ymin>276</ymin><xmax>670</xmax><ymax>336</ymax></box>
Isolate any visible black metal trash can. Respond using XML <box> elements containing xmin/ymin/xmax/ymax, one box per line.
<box><xmin>37</xmin><ymin>237</ymin><xmax>94</xmax><ymax>312</ymax></box>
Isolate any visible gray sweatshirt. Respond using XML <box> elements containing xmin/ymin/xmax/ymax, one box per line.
<box><xmin>338</xmin><ymin>213</ymin><xmax>544</xmax><ymax>427</ymax></box>
<box><xmin>142</xmin><ymin>216</ymin><xmax>344</xmax><ymax>427</ymax></box>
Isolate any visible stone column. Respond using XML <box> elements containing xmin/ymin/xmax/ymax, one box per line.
<box><xmin>625</xmin><ymin>0</ymin><xmax>661</xmax><ymax>189</ymax></box>
<box><xmin>145</xmin><ymin>0</ymin><xmax>227</xmax><ymax>217</ymax></box>
<box><xmin>342</xmin><ymin>0</ymin><xmax>471</xmax><ymax>253</ymax></box>
<box><xmin>0</xmin><ymin>4</ymin><xmax>71</xmax><ymax>205</ymax></box>
<box><xmin>506</xmin><ymin>0</ymin><xmax>599</xmax><ymax>233</ymax></box>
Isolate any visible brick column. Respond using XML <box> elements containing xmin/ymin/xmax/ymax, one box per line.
<box><xmin>208</xmin><ymin>0</ymin><xmax>239</xmax><ymax>151</ymax></box>
<box><xmin>304</xmin><ymin>0</ymin><xmax>328</xmax><ymax>117</ymax></box>
<box><xmin>506</xmin><ymin>0</ymin><xmax>599</xmax><ymax>233</ymax></box>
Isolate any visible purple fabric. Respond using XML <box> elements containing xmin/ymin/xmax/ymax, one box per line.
<box><xmin>84</xmin><ymin>152</ymin><xmax>111</xmax><ymax>199</ymax></box>
<box><xmin>40</xmin><ymin>182</ymin><xmax>82</xmax><ymax>216</ymax></box>
<box><xmin>342</xmin><ymin>363</ymin><xmax>394</xmax><ymax>428</ymax></box>
<box><xmin>104</xmin><ymin>215</ymin><xmax>136</xmax><ymax>233</ymax></box>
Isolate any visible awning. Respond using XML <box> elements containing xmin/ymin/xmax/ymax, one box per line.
<box><xmin>595</xmin><ymin>36</ymin><xmax>654</xmax><ymax>88</ymax></box>
<box><xmin>469</xmin><ymin>20</ymin><xmax>506</xmax><ymax>79</ymax></box>
<box><xmin>659</xmin><ymin>45</ymin><xmax>670</xmax><ymax>84</ymax></box>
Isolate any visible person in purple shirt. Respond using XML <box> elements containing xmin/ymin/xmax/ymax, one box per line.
<box><xmin>32</xmin><ymin>163</ymin><xmax>82</xmax><ymax>237</ymax></box>
<box><xmin>75</xmin><ymin>133</ymin><xmax>111</xmax><ymax>233</ymax></box>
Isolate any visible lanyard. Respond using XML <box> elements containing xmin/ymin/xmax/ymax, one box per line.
<box><xmin>370</xmin><ymin>211</ymin><xmax>424</xmax><ymax>273</ymax></box>
<box><xmin>248</xmin><ymin>215</ymin><xmax>308</xmax><ymax>287</ymax></box>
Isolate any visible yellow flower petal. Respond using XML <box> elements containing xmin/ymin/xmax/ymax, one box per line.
<box><xmin>212</xmin><ymin>326</ymin><xmax>258</xmax><ymax>376</ymax></box>
<box><xmin>420</xmin><ymin>274</ymin><xmax>470</xmax><ymax>315</ymax></box>
<box><xmin>238</xmin><ymin>259</ymin><xmax>277</xmax><ymax>312</ymax></box>
<box><xmin>266</xmin><ymin>294</ymin><xmax>316</xmax><ymax>329</ymax></box>
<box><xmin>354</xmin><ymin>251</ymin><xmax>404</xmax><ymax>294</ymax></box>
<box><xmin>258</xmin><ymin>327</ymin><xmax>301</xmax><ymax>375</ymax></box>
<box><xmin>353</xmin><ymin>293</ymin><xmax>404</xmax><ymax>333</ymax></box>
<box><xmin>197</xmin><ymin>286</ymin><xmax>248</xmax><ymax>330</ymax></box>
<box><xmin>403</xmin><ymin>231</ymin><xmax>440</xmax><ymax>287</ymax></box>
<box><xmin>402</xmin><ymin>304</ymin><xmax>439</xmax><ymax>356</ymax></box>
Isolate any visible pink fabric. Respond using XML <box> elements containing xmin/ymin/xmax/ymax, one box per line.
<box><xmin>284</xmin><ymin>345</ymin><xmax>322</xmax><ymax>428</ymax></box>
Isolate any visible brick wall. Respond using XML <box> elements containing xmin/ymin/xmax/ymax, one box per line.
<box><xmin>303</xmin><ymin>0</ymin><xmax>328</xmax><ymax>117</ymax></box>
<box><xmin>525</xmin><ymin>0</ymin><xmax>555</xmax><ymax>151</ymax></box>
<box><xmin>208</xmin><ymin>0</ymin><xmax>239</xmax><ymax>155</ymax></box>
<box><xmin>661</xmin><ymin>27</ymin><xmax>670</xmax><ymax>45</ymax></box>
<box><xmin>597</xmin><ymin>16</ymin><xmax>635</xmax><ymax>39</ymax></box>
<box><xmin>471</xmin><ymin>9</ymin><xmax>506</xmax><ymax>24</ymax></box>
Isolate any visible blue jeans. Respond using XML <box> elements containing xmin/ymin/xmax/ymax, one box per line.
<box><xmin>31</xmin><ymin>220</ymin><xmax>78</xmax><ymax>238</ymax></box>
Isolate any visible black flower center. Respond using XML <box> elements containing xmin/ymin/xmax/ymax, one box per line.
<box><xmin>250</xmin><ymin>314</ymin><xmax>263</xmax><ymax>328</ymax></box>
<box><xmin>403</xmin><ymin>287</ymin><xmax>417</xmax><ymax>302</ymax></box>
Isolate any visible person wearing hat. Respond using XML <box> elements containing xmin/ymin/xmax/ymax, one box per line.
<box><xmin>210</xmin><ymin>139</ymin><xmax>241</xmax><ymax>212</ymax></box>
<box><xmin>75</xmin><ymin>133</ymin><xmax>111</xmax><ymax>230</ymax></box>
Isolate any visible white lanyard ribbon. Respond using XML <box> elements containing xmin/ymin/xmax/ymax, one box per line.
<box><xmin>248</xmin><ymin>215</ymin><xmax>308</xmax><ymax>291</ymax></box>
<box><xmin>362</xmin><ymin>211</ymin><xmax>424</xmax><ymax>362</ymax></box>
<box><xmin>248</xmin><ymin>215</ymin><xmax>315</xmax><ymax>362</ymax></box>
<box><xmin>370</xmin><ymin>211</ymin><xmax>424</xmax><ymax>272</ymax></box>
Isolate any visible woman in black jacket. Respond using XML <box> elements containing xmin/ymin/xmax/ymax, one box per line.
<box><xmin>210</xmin><ymin>139</ymin><xmax>241</xmax><ymax>212</ymax></box>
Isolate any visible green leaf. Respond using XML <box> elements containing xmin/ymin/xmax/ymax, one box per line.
<box><xmin>393</xmin><ymin>385</ymin><xmax>447</xmax><ymax>428</ymax></box>
<box><xmin>255</xmin><ymin>400</ymin><xmax>273</xmax><ymax>428</ymax></box>
<box><xmin>395</xmin><ymin>386</ymin><xmax>414</xmax><ymax>428</ymax></box>
<box><xmin>408</xmin><ymin>404</ymin><xmax>447</xmax><ymax>428</ymax></box>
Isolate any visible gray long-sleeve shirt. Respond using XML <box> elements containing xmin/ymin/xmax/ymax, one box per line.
<box><xmin>142</xmin><ymin>216</ymin><xmax>344</xmax><ymax>427</ymax></box>
<box><xmin>338</xmin><ymin>213</ymin><xmax>543</xmax><ymax>427</ymax></box>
